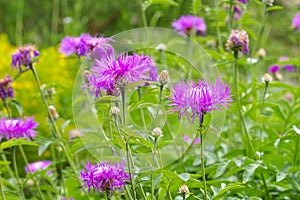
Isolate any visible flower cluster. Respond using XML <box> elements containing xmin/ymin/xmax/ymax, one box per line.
<box><xmin>80</xmin><ymin>161</ymin><xmax>129</xmax><ymax>194</ymax></box>
<box><xmin>0</xmin><ymin>75</ymin><xmax>14</xmax><ymax>101</ymax></box>
<box><xmin>292</xmin><ymin>13</ymin><xmax>300</xmax><ymax>31</ymax></box>
<box><xmin>25</xmin><ymin>160</ymin><xmax>52</xmax><ymax>174</ymax></box>
<box><xmin>11</xmin><ymin>45</ymin><xmax>40</xmax><ymax>72</ymax></box>
<box><xmin>85</xmin><ymin>52</ymin><xmax>157</xmax><ymax>97</ymax></box>
<box><xmin>0</xmin><ymin>117</ymin><xmax>38</xmax><ymax>140</ymax></box>
<box><xmin>169</xmin><ymin>78</ymin><xmax>232</xmax><ymax>123</ymax></box>
<box><xmin>226</xmin><ymin>30</ymin><xmax>249</xmax><ymax>55</ymax></box>
<box><xmin>59</xmin><ymin>33</ymin><xmax>114</xmax><ymax>57</ymax></box>
<box><xmin>172</xmin><ymin>15</ymin><xmax>207</xmax><ymax>36</ymax></box>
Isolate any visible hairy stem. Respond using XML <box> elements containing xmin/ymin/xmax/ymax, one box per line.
<box><xmin>233</xmin><ymin>51</ymin><xmax>257</xmax><ymax>159</ymax></box>
<box><xmin>199</xmin><ymin>114</ymin><xmax>208</xmax><ymax>200</ymax></box>
<box><xmin>12</xmin><ymin>147</ymin><xmax>25</xmax><ymax>199</ymax></box>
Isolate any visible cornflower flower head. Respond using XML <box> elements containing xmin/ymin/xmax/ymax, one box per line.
<box><xmin>172</xmin><ymin>15</ymin><xmax>207</xmax><ymax>36</ymax></box>
<box><xmin>269</xmin><ymin>65</ymin><xmax>280</xmax><ymax>74</ymax></box>
<box><xmin>85</xmin><ymin>53</ymin><xmax>157</xmax><ymax>97</ymax></box>
<box><xmin>169</xmin><ymin>78</ymin><xmax>232</xmax><ymax>123</ymax></box>
<box><xmin>25</xmin><ymin>160</ymin><xmax>52</xmax><ymax>174</ymax></box>
<box><xmin>0</xmin><ymin>117</ymin><xmax>38</xmax><ymax>140</ymax></box>
<box><xmin>283</xmin><ymin>64</ymin><xmax>295</xmax><ymax>72</ymax></box>
<box><xmin>226</xmin><ymin>30</ymin><xmax>249</xmax><ymax>55</ymax></box>
<box><xmin>59</xmin><ymin>33</ymin><xmax>114</xmax><ymax>57</ymax></box>
<box><xmin>80</xmin><ymin>161</ymin><xmax>129</xmax><ymax>194</ymax></box>
<box><xmin>292</xmin><ymin>13</ymin><xmax>300</xmax><ymax>31</ymax></box>
<box><xmin>0</xmin><ymin>75</ymin><xmax>14</xmax><ymax>101</ymax></box>
<box><xmin>11</xmin><ymin>45</ymin><xmax>39</xmax><ymax>72</ymax></box>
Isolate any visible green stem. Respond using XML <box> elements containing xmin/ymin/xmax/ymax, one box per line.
<box><xmin>19</xmin><ymin>146</ymin><xmax>45</xmax><ymax>200</ymax></box>
<box><xmin>261</xmin><ymin>174</ymin><xmax>271</xmax><ymax>200</ymax></box>
<box><xmin>137</xmin><ymin>87</ymin><xmax>148</xmax><ymax>132</ymax></box>
<box><xmin>125</xmin><ymin>139</ymin><xmax>137</xmax><ymax>199</ymax></box>
<box><xmin>228</xmin><ymin>0</ymin><xmax>234</xmax><ymax>31</ymax></box>
<box><xmin>259</xmin><ymin>82</ymin><xmax>269</xmax><ymax>159</ymax></box>
<box><xmin>0</xmin><ymin>171</ymin><xmax>6</xmax><ymax>200</ymax></box>
<box><xmin>139</xmin><ymin>0</ymin><xmax>148</xmax><ymax>27</ymax></box>
<box><xmin>138</xmin><ymin>183</ymin><xmax>147</xmax><ymax>200</ymax></box>
<box><xmin>155</xmin><ymin>84</ymin><xmax>164</xmax><ymax>127</ymax></box>
<box><xmin>199</xmin><ymin>114</ymin><xmax>208</xmax><ymax>200</ymax></box>
<box><xmin>2</xmin><ymin>99</ymin><xmax>11</xmax><ymax>118</ymax></box>
<box><xmin>233</xmin><ymin>51</ymin><xmax>257</xmax><ymax>159</ymax></box>
<box><xmin>183</xmin><ymin>194</ymin><xmax>186</xmax><ymax>200</ymax></box>
<box><xmin>12</xmin><ymin>147</ymin><xmax>25</xmax><ymax>199</ymax></box>
<box><xmin>294</xmin><ymin>137</ymin><xmax>299</xmax><ymax>166</ymax></box>
<box><xmin>120</xmin><ymin>87</ymin><xmax>126</xmax><ymax>127</ymax></box>
<box><xmin>15</xmin><ymin>0</ymin><xmax>24</xmax><ymax>45</ymax></box>
<box><xmin>30</xmin><ymin>66</ymin><xmax>81</xmax><ymax>185</ymax></box>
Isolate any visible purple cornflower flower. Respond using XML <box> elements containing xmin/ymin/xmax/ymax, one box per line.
<box><xmin>0</xmin><ymin>75</ymin><xmax>14</xmax><ymax>101</ymax></box>
<box><xmin>11</xmin><ymin>45</ymin><xmax>40</xmax><ymax>72</ymax></box>
<box><xmin>85</xmin><ymin>53</ymin><xmax>157</xmax><ymax>97</ymax></box>
<box><xmin>238</xmin><ymin>0</ymin><xmax>248</xmax><ymax>3</ymax></box>
<box><xmin>226</xmin><ymin>30</ymin><xmax>249</xmax><ymax>55</ymax></box>
<box><xmin>80</xmin><ymin>161</ymin><xmax>129</xmax><ymax>194</ymax></box>
<box><xmin>283</xmin><ymin>64</ymin><xmax>295</xmax><ymax>72</ymax></box>
<box><xmin>172</xmin><ymin>15</ymin><xmax>207</xmax><ymax>36</ymax></box>
<box><xmin>292</xmin><ymin>13</ymin><xmax>300</xmax><ymax>31</ymax></box>
<box><xmin>169</xmin><ymin>78</ymin><xmax>232</xmax><ymax>123</ymax></box>
<box><xmin>269</xmin><ymin>65</ymin><xmax>280</xmax><ymax>74</ymax></box>
<box><xmin>0</xmin><ymin>117</ymin><xmax>38</xmax><ymax>140</ymax></box>
<box><xmin>25</xmin><ymin>160</ymin><xmax>52</xmax><ymax>174</ymax></box>
<box><xmin>59</xmin><ymin>33</ymin><xmax>114</xmax><ymax>57</ymax></box>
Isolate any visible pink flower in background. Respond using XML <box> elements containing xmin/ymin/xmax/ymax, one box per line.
<box><xmin>11</xmin><ymin>45</ymin><xmax>40</xmax><ymax>71</ymax></box>
<box><xmin>233</xmin><ymin>5</ymin><xmax>242</xmax><ymax>20</ymax></box>
<box><xmin>80</xmin><ymin>161</ymin><xmax>129</xmax><ymax>194</ymax></box>
<box><xmin>169</xmin><ymin>78</ymin><xmax>232</xmax><ymax>123</ymax></box>
<box><xmin>0</xmin><ymin>75</ymin><xmax>14</xmax><ymax>101</ymax></box>
<box><xmin>292</xmin><ymin>13</ymin><xmax>300</xmax><ymax>31</ymax></box>
<box><xmin>25</xmin><ymin>160</ymin><xmax>52</xmax><ymax>174</ymax></box>
<box><xmin>283</xmin><ymin>64</ymin><xmax>295</xmax><ymax>72</ymax></box>
<box><xmin>268</xmin><ymin>65</ymin><xmax>280</xmax><ymax>74</ymax></box>
<box><xmin>238</xmin><ymin>0</ymin><xmax>248</xmax><ymax>3</ymax></box>
<box><xmin>172</xmin><ymin>15</ymin><xmax>207</xmax><ymax>36</ymax></box>
<box><xmin>59</xmin><ymin>34</ymin><xmax>114</xmax><ymax>57</ymax></box>
<box><xmin>0</xmin><ymin>117</ymin><xmax>38</xmax><ymax>140</ymax></box>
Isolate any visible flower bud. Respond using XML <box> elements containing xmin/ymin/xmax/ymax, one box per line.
<box><xmin>257</xmin><ymin>48</ymin><xmax>267</xmax><ymax>58</ymax></box>
<box><xmin>110</xmin><ymin>106</ymin><xmax>120</xmax><ymax>115</ymax></box>
<box><xmin>262</xmin><ymin>0</ymin><xmax>274</xmax><ymax>6</ymax></box>
<box><xmin>262</xmin><ymin>73</ymin><xmax>272</xmax><ymax>83</ymax></box>
<box><xmin>48</xmin><ymin>105</ymin><xmax>59</xmax><ymax>119</ymax></box>
<box><xmin>152</xmin><ymin>127</ymin><xmax>163</xmax><ymax>137</ymax></box>
<box><xmin>179</xmin><ymin>184</ymin><xmax>189</xmax><ymax>194</ymax></box>
<box><xmin>158</xmin><ymin>70</ymin><xmax>169</xmax><ymax>85</ymax></box>
<box><xmin>155</xmin><ymin>43</ymin><xmax>167</xmax><ymax>51</ymax></box>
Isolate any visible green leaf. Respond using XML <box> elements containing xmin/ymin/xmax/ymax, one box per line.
<box><xmin>276</xmin><ymin>170</ymin><xmax>287</xmax><ymax>182</ymax></box>
<box><xmin>267</xmin><ymin>6</ymin><xmax>284</xmax><ymax>12</ymax></box>
<box><xmin>61</xmin><ymin>119</ymin><xmax>71</xmax><ymax>133</ymax></box>
<box><xmin>211</xmin><ymin>183</ymin><xmax>245</xmax><ymax>199</ymax></box>
<box><xmin>293</xmin><ymin>125</ymin><xmax>300</xmax><ymax>135</ymax></box>
<box><xmin>38</xmin><ymin>140</ymin><xmax>53</xmax><ymax>156</ymax></box>
<box><xmin>11</xmin><ymin>99</ymin><xmax>23</xmax><ymax>116</ymax></box>
<box><xmin>0</xmin><ymin>138</ymin><xmax>38</xmax><ymax>150</ymax></box>
<box><xmin>178</xmin><ymin>173</ymin><xmax>190</xmax><ymax>182</ymax></box>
